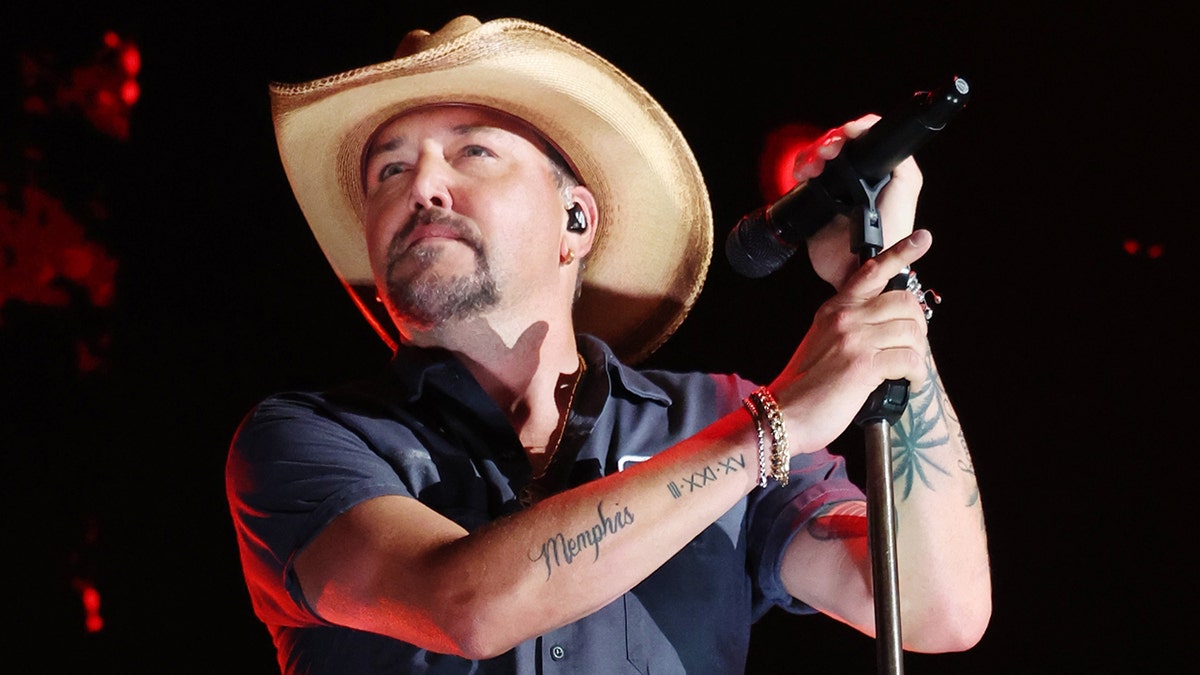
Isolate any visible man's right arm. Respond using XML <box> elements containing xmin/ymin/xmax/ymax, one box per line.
<box><xmin>292</xmin><ymin>412</ymin><xmax>761</xmax><ymax>660</ymax></box>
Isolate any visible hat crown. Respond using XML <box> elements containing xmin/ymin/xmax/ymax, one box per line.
<box><xmin>393</xmin><ymin>15</ymin><xmax>483</xmax><ymax>59</ymax></box>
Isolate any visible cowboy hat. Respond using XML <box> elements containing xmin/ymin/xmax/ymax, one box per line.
<box><xmin>270</xmin><ymin>15</ymin><xmax>712</xmax><ymax>364</ymax></box>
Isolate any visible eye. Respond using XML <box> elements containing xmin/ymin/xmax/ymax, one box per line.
<box><xmin>461</xmin><ymin>144</ymin><xmax>495</xmax><ymax>159</ymax></box>
<box><xmin>377</xmin><ymin>162</ymin><xmax>408</xmax><ymax>181</ymax></box>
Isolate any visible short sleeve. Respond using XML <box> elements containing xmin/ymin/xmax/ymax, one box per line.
<box><xmin>746</xmin><ymin>449</ymin><xmax>866</xmax><ymax>619</ymax></box>
<box><xmin>225</xmin><ymin>392</ymin><xmax>415</xmax><ymax>627</ymax></box>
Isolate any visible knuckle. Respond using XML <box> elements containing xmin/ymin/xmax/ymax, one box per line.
<box><xmin>827</xmin><ymin>306</ymin><xmax>858</xmax><ymax>335</ymax></box>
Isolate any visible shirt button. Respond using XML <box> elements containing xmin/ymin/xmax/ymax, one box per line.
<box><xmin>550</xmin><ymin>644</ymin><xmax>566</xmax><ymax>661</ymax></box>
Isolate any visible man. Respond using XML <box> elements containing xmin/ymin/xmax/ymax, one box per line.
<box><xmin>227</xmin><ymin>15</ymin><xmax>991</xmax><ymax>674</ymax></box>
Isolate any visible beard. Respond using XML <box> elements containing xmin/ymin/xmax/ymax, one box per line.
<box><xmin>383</xmin><ymin>209</ymin><xmax>499</xmax><ymax>329</ymax></box>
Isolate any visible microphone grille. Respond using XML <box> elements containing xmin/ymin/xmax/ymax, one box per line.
<box><xmin>725</xmin><ymin>208</ymin><xmax>798</xmax><ymax>278</ymax></box>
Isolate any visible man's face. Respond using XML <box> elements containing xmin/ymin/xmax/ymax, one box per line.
<box><xmin>361</xmin><ymin>106</ymin><xmax>570</xmax><ymax>335</ymax></box>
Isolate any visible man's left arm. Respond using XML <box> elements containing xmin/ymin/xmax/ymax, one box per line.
<box><xmin>777</xmin><ymin>114</ymin><xmax>991</xmax><ymax>651</ymax></box>
<box><xmin>780</xmin><ymin>351</ymin><xmax>992</xmax><ymax>653</ymax></box>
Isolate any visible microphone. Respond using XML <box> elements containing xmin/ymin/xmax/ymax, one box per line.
<box><xmin>725</xmin><ymin>76</ymin><xmax>971</xmax><ymax>278</ymax></box>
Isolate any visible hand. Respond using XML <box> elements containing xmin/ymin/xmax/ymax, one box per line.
<box><xmin>795</xmin><ymin>115</ymin><xmax>924</xmax><ymax>292</ymax></box>
<box><xmin>771</xmin><ymin>229</ymin><xmax>932</xmax><ymax>452</ymax></box>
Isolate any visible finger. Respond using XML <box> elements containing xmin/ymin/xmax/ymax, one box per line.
<box><xmin>792</xmin><ymin>129</ymin><xmax>842</xmax><ymax>182</ymax></box>
<box><xmin>867</xmin><ymin>284</ymin><xmax>930</xmax><ymax>326</ymax></box>
<box><xmin>872</xmin><ymin>342</ymin><xmax>928</xmax><ymax>385</ymax></box>
<box><xmin>843</xmin><ymin>229</ymin><xmax>932</xmax><ymax>300</ymax></box>
<box><xmin>841</xmin><ymin>113</ymin><xmax>881</xmax><ymax>140</ymax></box>
<box><xmin>793</xmin><ymin>113</ymin><xmax>881</xmax><ymax>183</ymax></box>
<box><xmin>876</xmin><ymin>155</ymin><xmax>923</xmax><ymax>245</ymax></box>
<box><xmin>855</xmin><ymin>303</ymin><xmax>930</xmax><ymax>383</ymax></box>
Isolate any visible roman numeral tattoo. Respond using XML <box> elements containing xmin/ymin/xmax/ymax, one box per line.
<box><xmin>666</xmin><ymin>453</ymin><xmax>745</xmax><ymax>499</ymax></box>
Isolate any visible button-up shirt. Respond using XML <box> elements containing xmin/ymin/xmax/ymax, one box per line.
<box><xmin>226</xmin><ymin>335</ymin><xmax>864</xmax><ymax>674</ymax></box>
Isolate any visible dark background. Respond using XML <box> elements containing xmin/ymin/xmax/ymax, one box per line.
<box><xmin>3</xmin><ymin>1</ymin><xmax>1194</xmax><ymax>672</ymax></box>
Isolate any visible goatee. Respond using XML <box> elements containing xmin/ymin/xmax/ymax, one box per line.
<box><xmin>383</xmin><ymin>209</ymin><xmax>499</xmax><ymax>328</ymax></box>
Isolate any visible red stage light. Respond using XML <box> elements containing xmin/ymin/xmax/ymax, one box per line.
<box><xmin>121</xmin><ymin>46</ymin><xmax>141</xmax><ymax>76</ymax></box>
<box><xmin>1122</xmin><ymin>238</ymin><xmax>1165</xmax><ymax>259</ymax></box>
<box><xmin>73</xmin><ymin>579</ymin><xmax>105</xmax><ymax>633</ymax></box>
<box><xmin>121</xmin><ymin>79</ymin><xmax>140</xmax><ymax>106</ymax></box>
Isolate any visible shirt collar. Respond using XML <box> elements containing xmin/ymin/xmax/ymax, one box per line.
<box><xmin>387</xmin><ymin>345</ymin><xmax>476</xmax><ymax>404</ymax></box>
<box><xmin>387</xmin><ymin>334</ymin><xmax>674</xmax><ymax>408</ymax></box>
<box><xmin>577</xmin><ymin>334</ymin><xmax>673</xmax><ymax>406</ymax></box>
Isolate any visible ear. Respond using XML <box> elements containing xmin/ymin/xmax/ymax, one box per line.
<box><xmin>563</xmin><ymin>185</ymin><xmax>598</xmax><ymax>258</ymax></box>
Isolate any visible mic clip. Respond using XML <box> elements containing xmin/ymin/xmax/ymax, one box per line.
<box><xmin>817</xmin><ymin>150</ymin><xmax>893</xmax><ymax>263</ymax></box>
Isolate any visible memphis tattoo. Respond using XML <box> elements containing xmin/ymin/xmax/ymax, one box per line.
<box><xmin>666</xmin><ymin>453</ymin><xmax>746</xmax><ymax>499</ymax></box>
<box><xmin>532</xmin><ymin>501</ymin><xmax>635</xmax><ymax>579</ymax></box>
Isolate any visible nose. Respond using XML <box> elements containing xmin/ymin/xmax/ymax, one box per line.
<box><xmin>410</xmin><ymin>150</ymin><xmax>452</xmax><ymax>211</ymax></box>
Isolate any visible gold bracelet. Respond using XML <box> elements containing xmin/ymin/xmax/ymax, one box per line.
<box><xmin>744</xmin><ymin>386</ymin><xmax>789</xmax><ymax>487</ymax></box>
<box><xmin>751</xmin><ymin>387</ymin><xmax>789</xmax><ymax>486</ymax></box>
<box><xmin>742</xmin><ymin>394</ymin><xmax>769</xmax><ymax>488</ymax></box>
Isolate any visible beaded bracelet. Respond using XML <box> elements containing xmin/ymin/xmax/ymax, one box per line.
<box><xmin>754</xmin><ymin>388</ymin><xmax>790</xmax><ymax>485</ymax></box>
<box><xmin>741</xmin><ymin>394</ymin><xmax>769</xmax><ymax>488</ymax></box>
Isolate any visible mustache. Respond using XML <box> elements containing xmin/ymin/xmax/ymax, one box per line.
<box><xmin>387</xmin><ymin>207</ymin><xmax>483</xmax><ymax>259</ymax></box>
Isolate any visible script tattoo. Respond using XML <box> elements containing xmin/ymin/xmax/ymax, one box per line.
<box><xmin>957</xmin><ymin>442</ymin><xmax>984</xmax><ymax>529</ymax></box>
<box><xmin>531</xmin><ymin>501</ymin><xmax>634</xmax><ymax>579</ymax></box>
<box><xmin>666</xmin><ymin>453</ymin><xmax>745</xmax><ymax>499</ymax></box>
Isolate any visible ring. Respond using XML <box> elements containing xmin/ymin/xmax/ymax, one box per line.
<box><xmin>905</xmin><ymin>269</ymin><xmax>941</xmax><ymax>321</ymax></box>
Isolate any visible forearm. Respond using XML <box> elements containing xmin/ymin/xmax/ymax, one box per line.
<box><xmin>398</xmin><ymin>410</ymin><xmax>761</xmax><ymax>657</ymax></box>
<box><xmin>777</xmin><ymin>350</ymin><xmax>990</xmax><ymax>651</ymax></box>
<box><xmin>889</xmin><ymin>351</ymin><xmax>991</xmax><ymax>650</ymax></box>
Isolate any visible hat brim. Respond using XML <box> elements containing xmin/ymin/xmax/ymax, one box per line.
<box><xmin>271</xmin><ymin>18</ymin><xmax>712</xmax><ymax>364</ymax></box>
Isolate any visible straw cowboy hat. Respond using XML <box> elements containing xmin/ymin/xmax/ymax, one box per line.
<box><xmin>270</xmin><ymin>15</ymin><xmax>712</xmax><ymax>364</ymax></box>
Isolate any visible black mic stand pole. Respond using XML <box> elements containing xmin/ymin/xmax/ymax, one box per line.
<box><xmin>845</xmin><ymin>172</ymin><xmax>911</xmax><ymax>675</ymax></box>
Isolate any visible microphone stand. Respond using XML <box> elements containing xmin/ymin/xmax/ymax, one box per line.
<box><xmin>847</xmin><ymin>174</ymin><xmax>910</xmax><ymax>675</ymax></box>
<box><xmin>817</xmin><ymin>78</ymin><xmax>969</xmax><ymax>673</ymax></box>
